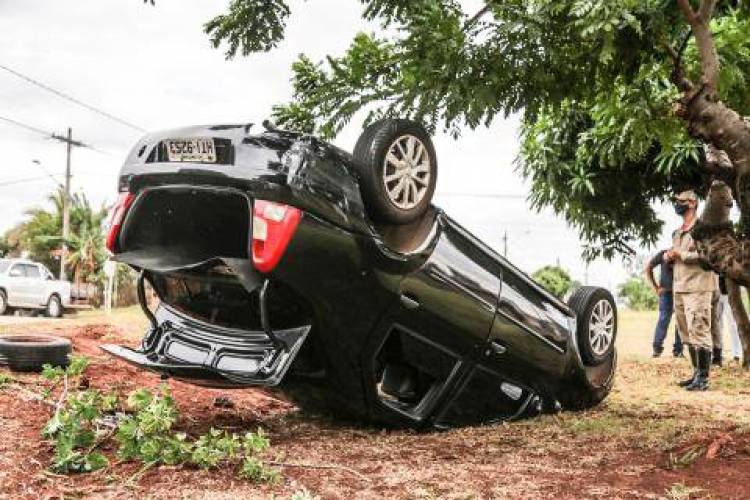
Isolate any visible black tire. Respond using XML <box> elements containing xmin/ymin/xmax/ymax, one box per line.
<box><xmin>0</xmin><ymin>290</ymin><xmax>7</xmax><ymax>315</ymax></box>
<box><xmin>567</xmin><ymin>286</ymin><xmax>617</xmax><ymax>366</ymax></box>
<box><xmin>352</xmin><ymin>119</ymin><xmax>438</xmax><ymax>224</ymax></box>
<box><xmin>45</xmin><ymin>294</ymin><xmax>63</xmax><ymax>318</ymax></box>
<box><xmin>0</xmin><ymin>334</ymin><xmax>71</xmax><ymax>372</ymax></box>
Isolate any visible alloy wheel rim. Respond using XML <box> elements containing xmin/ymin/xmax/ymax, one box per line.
<box><xmin>49</xmin><ymin>299</ymin><xmax>59</xmax><ymax>317</ymax></box>
<box><xmin>588</xmin><ymin>299</ymin><xmax>614</xmax><ymax>356</ymax></box>
<box><xmin>382</xmin><ymin>134</ymin><xmax>431</xmax><ymax>210</ymax></box>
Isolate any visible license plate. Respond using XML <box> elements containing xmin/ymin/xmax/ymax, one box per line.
<box><xmin>165</xmin><ymin>138</ymin><xmax>216</xmax><ymax>163</ymax></box>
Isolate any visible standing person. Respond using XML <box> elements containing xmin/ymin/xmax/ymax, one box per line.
<box><xmin>670</xmin><ymin>190</ymin><xmax>718</xmax><ymax>391</ymax></box>
<box><xmin>644</xmin><ymin>249</ymin><xmax>683</xmax><ymax>357</ymax></box>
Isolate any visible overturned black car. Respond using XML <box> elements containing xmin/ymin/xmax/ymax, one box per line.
<box><xmin>103</xmin><ymin>119</ymin><xmax>617</xmax><ymax>428</ymax></box>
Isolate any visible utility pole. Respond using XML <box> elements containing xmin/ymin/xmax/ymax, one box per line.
<box><xmin>51</xmin><ymin>127</ymin><xmax>85</xmax><ymax>280</ymax></box>
<box><xmin>502</xmin><ymin>230</ymin><xmax>508</xmax><ymax>257</ymax></box>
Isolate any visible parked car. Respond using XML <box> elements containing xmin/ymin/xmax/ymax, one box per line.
<box><xmin>102</xmin><ymin>119</ymin><xmax>617</xmax><ymax>428</ymax></box>
<box><xmin>0</xmin><ymin>259</ymin><xmax>71</xmax><ymax>318</ymax></box>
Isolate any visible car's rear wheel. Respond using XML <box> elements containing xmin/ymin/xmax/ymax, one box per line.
<box><xmin>45</xmin><ymin>294</ymin><xmax>63</xmax><ymax>318</ymax></box>
<box><xmin>0</xmin><ymin>290</ymin><xmax>7</xmax><ymax>315</ymax></box>
<box><xmin>353</xmin><ymin>119</ymin><xmax>438</xmax><ymax>224</ymax></box>
<box><xmin>568</xmin><ymin>287</ymin><xmax>617</xmax><ymax>366</ymax></box>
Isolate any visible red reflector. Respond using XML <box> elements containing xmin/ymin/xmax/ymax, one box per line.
<box><xmin>251</xmin><ymin>200</ymin><xmax>301</xmax><ymax>273</ymax></box>
<box><xmin>105</xmin><ymin>192</ymin><xmax>136</xmax><ymax>253</ymax></box>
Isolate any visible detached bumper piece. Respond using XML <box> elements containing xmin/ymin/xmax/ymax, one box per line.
<box><xmin>101</xmin><ymin>285</ymin><xmax>310</xmax><ymax>387</ymax></box>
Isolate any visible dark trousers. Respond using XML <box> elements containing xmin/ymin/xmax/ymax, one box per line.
<box><xmin>652</xmin><ymin>291</ymin><xmax>683</xmax><ymax>353</ymax></box>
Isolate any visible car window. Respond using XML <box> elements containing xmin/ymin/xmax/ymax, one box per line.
<box><xmin>24</xmin><ymin>264</ymin><xmax>41</xmax><ymax>279</ymax></box>
<box><xmin>8</xmin><ymin>265</ymin><xmax>25</xmax><ymax>277</ymax></box>
<box><xmin>41</xmin><ymin>266</ymin><xmax>54</xmax><ymax>280</ymax></box>
<box><xmin>0</xmin><ymin>261</ymin><xmax>9</xmax><ymax>274</ymax></box>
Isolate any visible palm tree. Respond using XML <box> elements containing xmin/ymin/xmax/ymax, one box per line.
<box><xmin>8</xmin><ymin>188</ymin><xmax>108</xmax><ymax>282</ymax></box>
<box><xmin>57</xmin><ymin>193</ymin><xmax>107</xmax><ymax>286</ymax></box>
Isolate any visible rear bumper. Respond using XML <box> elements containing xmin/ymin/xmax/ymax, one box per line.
<box><xmin>101</xmin><ymin>304</ymin><xmax>310</xmax><ymax>387</ymax></box>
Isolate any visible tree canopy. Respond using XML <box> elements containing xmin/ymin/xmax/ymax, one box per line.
<box><xmin>618</xmin><ymin>275</ymin><xmax>659</xmax><ymax>311</ymax></box>
<box><xmin>531</xmin><ymin>265</ymin><xmax>577</xmax><ymax>298</ymax></box>
<box><xmin>201</xmin><ymin>0</ymin><xmax>750</xmax><ymax>259</ymax></box>
<box><xmin>3</xmin><ymin>189</ymin><xmax>107</xmax><ymax>281</ymax></box>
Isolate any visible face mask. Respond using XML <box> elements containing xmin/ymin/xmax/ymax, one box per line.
<box><xmin>674</xmin><ymin>202</ymin><xmax>689</xmax><ymax>216</ymax></box>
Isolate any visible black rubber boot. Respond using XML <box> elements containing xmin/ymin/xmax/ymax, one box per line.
<box><xmin>712</xmin><ymin>347</ymin><xmax>723</xmax><ymax>367</ymax></box>
<box><xmin>678</xmin><ymin>346</ymin><xmax>698</xmax><ymax>387</ymax></box>
<box><xmin>652</xmin><ymin>346</ymin><xmax>663</xmax><ymax>358</ymax></box>
<box><xmin>686</xmin><ymin>348</ymin><xmax>711</xmax><ymax>391</ymax></box>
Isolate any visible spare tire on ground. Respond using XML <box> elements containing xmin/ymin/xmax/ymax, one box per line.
<box><xmin>353</xmin><ymin>119</ymin><xmax>438</xmax><ymax>224</ymax></box>
<box><xmin>0</xmin><ymin>334</ymin><xmax>71</xmax><ymax>372</ymax></box>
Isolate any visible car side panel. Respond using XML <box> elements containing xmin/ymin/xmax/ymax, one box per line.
<box><xmin>350</xmin><ymin>213</ymin><xmax>505</xmax><ymax>425</ymax></box>
<box><xmin>25</xmin><ymin>264</ymin><xmax>46</xmax><ymax>305</ymax></box>
<box><xmin>269</xmin><ymin>213</ymin><xmax>401</xmax><ymax>416</ymax></box>
<box><xmin>487</xmin><ymin>266</ymin><xmax>570</xmax><ymax>392</ymax></box>
<box><xmin>394</xmin><ymin>215</ymin><xmax>501</xmax><ymax>353</ymax></box>
<box><xmin>5</xmin><ymin>264</ymin><xmax>29</xmax><ymax>306</ymax></box>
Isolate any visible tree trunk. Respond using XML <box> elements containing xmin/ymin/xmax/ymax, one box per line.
<box><xmin>725</xmin><ymin>279</ymin><xmax>750</xmax><ymax>368</ymax></box>
<box><xmin>675</xmin><ymin>0</ymin><xmax>750</xmax><ymax>207</ymax></box>
<box><xmin>675</xmin><ymin>1</ymin><xmax>750</xmax><ymax>370</ymax></box>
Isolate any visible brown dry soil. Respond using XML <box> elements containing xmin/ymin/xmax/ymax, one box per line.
<box><xmin>1</xmin><ymin>314</ymin><xmax>750</xmax><ymax>499</ymax></box>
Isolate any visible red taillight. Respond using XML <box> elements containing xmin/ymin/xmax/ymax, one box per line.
<box><xmin>251</xmin><ymin>200</ymin><xmax>301</xmax><ymax>273</ymax></box>
<box><xmin>105</xmin><ymin>192</ymin><xmax>136</xmax><ymax>253</ymax></box>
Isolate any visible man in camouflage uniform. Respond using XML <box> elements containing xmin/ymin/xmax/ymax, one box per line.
<box><xmin>669</xmin><ymin>190</ymin><xmax>718</xmax><ymax>391</ymax></box>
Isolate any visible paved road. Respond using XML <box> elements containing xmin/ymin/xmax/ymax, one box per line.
<box><xmin>0</xmin><ymin>314</ymin><xmax>57</xmax><ymax>326</ymax></box>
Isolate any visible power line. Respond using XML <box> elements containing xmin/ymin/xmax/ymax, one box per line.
<box><xmin>436</xmin><ymin>192</ymin><xmax>527</xmax><ymax>199</ymax></box>
<box><xmin>0</xmin><ymin>114</ymin><xmax>119</xmax><ymax>157</ymax></box>
<box><xmin>0</xmin><ymin>115</ymin><xmax>50</xmax><ymax>136</ymax></box>
<box><xmin>83</xmin><ymin>144</ymin><xmax>119</xmax><ymax>157</ymax></box>
<box><xmin>0</xmin><ymin>175</ymin><xmax>63</xmax><ymax>187</ymax></box>
<box><xmin>31</xmin><ymin>160</ymin><xmax>63</xmax><ymax>186</ymax></box>
<box><xmin>0</xmin><ymin>64</ymin><xmax>147</xmax><ymax>133</ymax></box>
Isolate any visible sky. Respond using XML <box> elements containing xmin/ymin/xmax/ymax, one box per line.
<box><xmin>0</xmin><ymin>0</ymin><xmax>684</xmax><ymax>289</ymax></box>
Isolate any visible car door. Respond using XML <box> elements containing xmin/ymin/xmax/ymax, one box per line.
<box><xmin>366</xmin><ymin>213</ymin><xmax>502</xmax><ymax>421</ymax></box>
<box><xmin>392</xmin><ymin>214</ymin><xmax>501</xmax><ymax>359</ymax></box>
<box><xmin>486</xmin><ymin>260</ymin><xmax>569</xmax><ymax>385</ymax></box>
<box><xmin>6</xmin><ymin>264</ymin><xmax>29</xmax><ymax>305</ymax></box>
<box><xmin>24</xmin><ymin>264</ymin><xmax>46</xmax><ymax>305</ymax></box>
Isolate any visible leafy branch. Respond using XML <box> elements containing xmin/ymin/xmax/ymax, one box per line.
<box><xmin>40</xmin><ymin>361</ymin><xmax>278</xmax><ymax>482</ymax></box>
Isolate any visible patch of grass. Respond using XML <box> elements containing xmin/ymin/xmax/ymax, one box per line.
<box><xmin>665</xmin><ymin>445</ymin><xmax>706</xmax><ymax>470</ymax></box>
<box><xmin>0</xmin><ymin>371</ymin><xmax>15</xmax><ymax>387</ymax></box>
<box><xmin>0</xmin><ymin>306</ymin><xmax>148</xmax><ymax>338</ymax></box>
<box><xmin>664</xmin><ymin>482</ymin><xmax>707</xmax><ymax>499</ymax></box>
<box><xmin>289</xmin><ymin>489</ymin><xmax>317</xmax><ymax>500</ymax></box>
<box><xmin>711</xmin><ymin>365</ymin><xmax>750</xmax><ymax>391</ymax></box>
<box><xmin>556</xmin><ymin>412</ymin><xmax>630</xmax><ymax>437</ymax></box>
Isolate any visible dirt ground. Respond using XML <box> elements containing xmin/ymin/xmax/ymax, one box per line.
<box><xmin>1</xmin><ymin>308</ymin><xmax>750</xmax><ymax>499</ymax></box>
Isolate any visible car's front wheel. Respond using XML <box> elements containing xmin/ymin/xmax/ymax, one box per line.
<box><xmin>568</xmin><ymin>286</ymin><xmax>617</xmax><ymax>365</ymax></box>
<box><xmin>45</xmin><ymin>294</ymin><xmax>63</xmax><ymax>318</ymax></box>
<box><xmin>0</xmin><ymin>290</ymin><xmax>8</xmax><ymax>316</ymax></box>
<box><xmin>353</xmin><ymin>119</ymin><xmax>438</xmax><ymax>225</ymax></box>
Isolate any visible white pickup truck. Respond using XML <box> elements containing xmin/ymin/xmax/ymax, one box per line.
<box><xmin>0</xmin><ymin>259</ymin><xmax>71</xmax><ymax>318</ymax></box>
